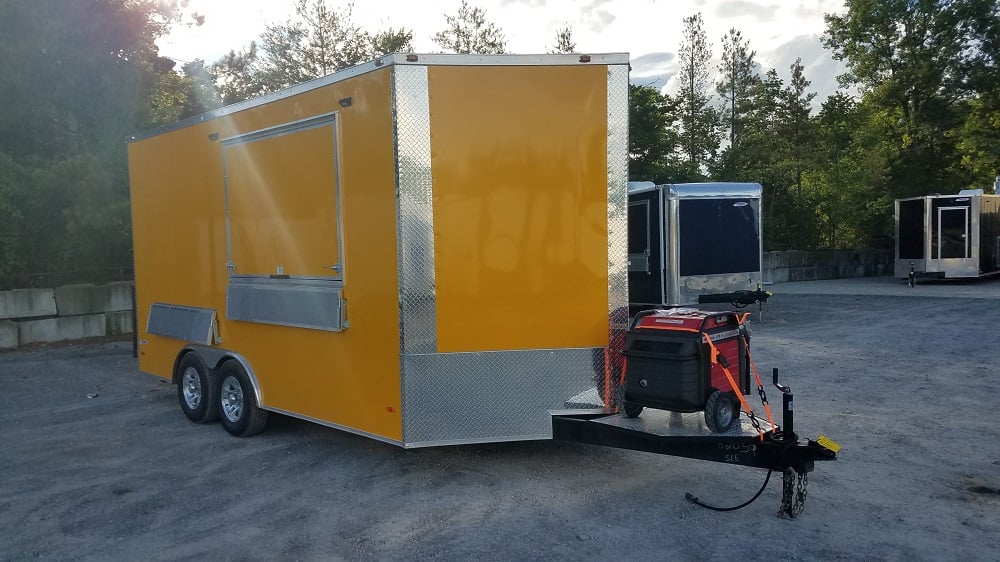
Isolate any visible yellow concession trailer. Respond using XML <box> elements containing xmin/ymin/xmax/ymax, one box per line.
<box><xmin>128</xmin><ymin>53</ymin><xmax>631</xmax><ymax>446</ymax></box>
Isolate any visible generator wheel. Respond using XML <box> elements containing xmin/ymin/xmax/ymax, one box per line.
<box><xmin>176</xmin><ymin>353</ymin><xmax>218</xmax><ymax>423</ymax></box>
<box><xmin>704</xmin><ymin>391</ymin><xmax>740</xmax><ymax>433</ymax></box>
<box><xmin>622</xmin><ymin>401</ymin><xmax>643</xmax><ymax>418</ymax></box>
<box><xmin>217</xmin><ymin>361</ymin><xmax>268</xmax><ymax>437</ymax></box>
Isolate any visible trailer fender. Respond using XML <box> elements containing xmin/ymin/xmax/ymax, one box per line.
<box><xmin>175</xmin><ymin>345</ymin><xmax>265</xmax><ymax>409</ymax></box>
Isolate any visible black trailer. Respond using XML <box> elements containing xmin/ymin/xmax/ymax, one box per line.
<box><xmin>628</xmin><ymin>182</ymin><xmax>763</xmax><ymax>311</ymax></box>
<box><xmin>895</xmin><ymin>189</ymin><xmax>1000</xmax><ymax>279</ymax></box>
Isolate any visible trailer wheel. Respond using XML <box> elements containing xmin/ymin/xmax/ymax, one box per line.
<box><xmin>622</xmin><ymin>400</ymin><xmax>643</xmax><ymax>418</ymax></box>
<box><xmin>177</xmin><ymin>353</ymin><xmax>218</xmax><ymax>423</ymax></box>
<box><xmin>704</xmin><ymin>391</ymin><xmax>739</xmax><ymax>433</ymax></box>
<box><xmin>217</xmin><ymin>361</ymin><xmax>268</xmax><ymax>437</ymax></box>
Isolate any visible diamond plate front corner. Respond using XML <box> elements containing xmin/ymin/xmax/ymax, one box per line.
<box><xmin>393</xmin><ymin>64</ymin><xmax>436</xmax><ymax>356</ymax></box>
<box><xmin>401</xmin><ymin>348</ymin><xmax>607</xmax><ymax>445</ymax></box>
<box><xmin>606</xmin><ymin>64</ymin><xmax>630</xmax><ymax>406</ymax></box>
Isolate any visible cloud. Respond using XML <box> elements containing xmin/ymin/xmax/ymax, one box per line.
<box><xmin>630</xmin><ymin>50</ymin><xmax>678</xmax><ymax>94</ymax></box>
<box><xmin>630</xmin><ymin>72</ymin><xmax>676</xmax><ymax>91</ymax></box>
<box><xmin>630</xmin><ymin>51</ymin><xmax>675</xmax><ymax>73</ymax></box>
<box><xmin>499</xmin><ymin>0</ymin><xmax>547</xmax><ymax>6</ymax></box>
<box><xmin>581</xmin><ymin>0</ymin><xmax>616</xmax><ymax>32</ymax></box>
<box><xmin>714</xmin><ymin>1</ymin><xmax>779</xmax><ymax>22</ymax></box>
<box><xmin>762</xmin><ymin>34</ymin><xmax>848</xmax><ymax>105</ymax></box>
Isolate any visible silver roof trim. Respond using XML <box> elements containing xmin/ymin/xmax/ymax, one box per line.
<box><xmin>627</xmin><ymin>181</ymin><xmax>657</xmax><ymax>194</ymax></box>
<box><xmin>666</xmin><ymin>182</ymin><xmax>762</xmax><ymax>199</ymax></box>
<box><xmin>897</xmin><ymin>191</ymin><xmax>998</xmax><ymax>201</ymax></box>
<box><xmin>128</xmin><ymin>53</ymin><xmax>630</xmax><ymax>143</ymax></box>
<box><xmin>389</xmin><ymin>53</ymin><xmax>629</xmax><ymax>66</ymax></box>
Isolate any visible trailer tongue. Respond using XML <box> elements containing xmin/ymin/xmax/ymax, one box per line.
<box><xmin>554</xmin><ymin>305</ymin><xmax>838</xmax><ymax>518</ymax></box>
<box><xmin>552</xmin><ymin>367</ymin><xmax>837</xmax><ymax>517</ymax></box>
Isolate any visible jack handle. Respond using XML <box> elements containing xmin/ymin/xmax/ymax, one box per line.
<box><xmin>772</xmin><ymin>368</ymin><xmax>795</xmax><ymax>441</ymax></box>
<box><xmin>772</xmin><ymin>367</ymin><xmax>791</xmax><ymax>394</ymax></box>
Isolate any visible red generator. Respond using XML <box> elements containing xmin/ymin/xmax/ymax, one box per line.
<box><xmin>622</xmin><ymin>308</ymin><xmax>751</xmax><ymax>432</ymax></box>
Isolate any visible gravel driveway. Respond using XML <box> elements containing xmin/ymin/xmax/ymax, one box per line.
<box><xmin>2</xmin><ymin>277</ymin><xmax>999</xmax><ymax>561</ymax></box>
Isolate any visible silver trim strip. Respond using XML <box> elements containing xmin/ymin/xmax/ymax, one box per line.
<box><xmin>263</xmin><ymin>406</ymin><xmax>404</xmax><ymax>447</ymax></box>
<box><xmin>128</xmin><ymin>53</ymin><xmax>630</xmax><ymax>142</ymax></box>
<box><xmin>393</xmin><ymin>64</ymin><xmax>436</xmax><ymax>355</ymax></box>
<box><xmin>391</xmin><ymin>53</ymin><xmax>629</xmax><ymax>66</ymax></box>
<box><xmin>403</xmin><ymin>434</ymin><xmax>549</xmax><ymax>449</ymax></box>
<box><xmin>667</xmin><ymin>182</ymin><xmax>763</xmax><ymax>199</ymax></box>
<box><xmin>606</xmin><ymin>63</ymin><xmax>630</xmax><ymax>406</ymax></box>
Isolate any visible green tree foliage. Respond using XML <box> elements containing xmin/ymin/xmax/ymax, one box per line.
<box><xmin>212</xmin><ymin>1</ymin><xmax>414</xmax><ymax>103</ymax></box>
<box><xmin>432</xmin><ymin>1</ymin><xmax>507</xmax><ymax>54</ymax></box>
<box><xmin>824</xmin><ymin>0</ymin><xmax>998</xmax><ymax>199</ymax></box>
<box><xmin>549</xmin><ymin>25</ymin><xmax>576</xmax><ymax>54</ymax></box>
<box><xmin>628</xmin><ymin>85</ymin><xmax>691</xmax><ymax>183</ymax></box>
<box><xmin>715</xmin><ymin>28</ymin><xmax>758</xmax><ymax>179</ymax></box>
<box><xmin>0</xmin><ymin>0</ymin><xmax>192</xmax><ymax>279</ymax></box>
<box><xmin>675</xmin><ymin>13</ymin><xmax>721</xmax><ymax>176</ymax></box>
<box><xmin>213</xmin><ymin>43</ymin><xmax>267</xmax><ymax>105</ymax></box>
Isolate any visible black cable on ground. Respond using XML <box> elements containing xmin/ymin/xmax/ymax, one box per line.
<box><xmin>684</xmin><ymin>469</ymin><xmax>773</xmax><ymax>512</ymax></box>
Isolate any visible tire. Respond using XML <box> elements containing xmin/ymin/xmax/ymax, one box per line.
<box><xmin>622</xmin><ymin>400</ymin><xmax>643</xmax><ymax>418</ymax></box>
<box><xmin>217</xmin><ymin>361</ymin><xmax>268</xmax><ymax>437</ymax></box>
<box><xmin>704</xmin><ymin>391</ymin><xmax>740</xmax><ymax>433</ymax></box>
<box><xmin>176</xmin><ymin>353</ymin><xmax>218</xmax><ymax>423</ymax></box>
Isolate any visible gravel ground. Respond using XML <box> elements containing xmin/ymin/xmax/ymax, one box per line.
<box><xmin>2</xmin><ymin>277</ymin><xmax>999</xmax><ymax>561</ymax></box>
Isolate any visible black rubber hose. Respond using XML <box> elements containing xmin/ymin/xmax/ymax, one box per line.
<box><xmin>684</xmin><ymin>469</ymin><xmax>773</xmax><ymax>512</ymax></box>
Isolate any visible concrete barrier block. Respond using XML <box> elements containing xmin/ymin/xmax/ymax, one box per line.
<box><xmin>816</xmin><ymin>265</ymin><xmax>838</xmax><ymax>280</ymax></box>
<box><xmin>0</xmin><ymin>288</ymin><xmax>57</xmax><ymax>320</ymax></box>
<box><xmin>789</xmin><ymin>267</ymin><xmax>817</xmax><ymax>282</ymax></box>
<box><xmin>0</xmin><ymin>320</ymin><xmax>17</xmax><ymax>349</ymax></box>
<box><xmin>18</xmin><ymin>314</ymin><xmax>106</xmax><ymax>345</ymax></box>
<box><xmin>106</xmin><ymin>310</ymin><xmax>134</xmax><ymax>335</ymax></box>
<box><xmin>788</xmin><ymin>251</ymin><xmax>809</xmax><ymax>268</ymax></box>
<box><xmin>767</xmin><ymin>267</ymin><xmax>790</xmax><ymax>283</ymax></box>
<box><xmin>54</xmin><ymin>284</ymin><xmax>112</xmax><ymax>316</ymax></box>
<box><xmin>107</xmin><ymin>282</ymin><xmax>134</xmax><ymax>312</ymax></box>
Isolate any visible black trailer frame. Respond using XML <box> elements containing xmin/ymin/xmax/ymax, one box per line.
<box><xmin>551</xmin><ymin>369</ymin><xmax>837</xmax><ymax>517</ymax></box>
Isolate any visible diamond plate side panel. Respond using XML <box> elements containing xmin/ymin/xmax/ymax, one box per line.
<box><xmin>393</xmin><ymin>65</ymin><xmax>436</xmax><ymax>355</ymax></box>
<box><xmin>606</xmin><ymin>64</ymin><xmax>630</xmax><ymax>407</ymax></box>
<box><xmin>401</xmin><ymin>349</ymin><xmax>606</xmax><ymax>445</ymax></box>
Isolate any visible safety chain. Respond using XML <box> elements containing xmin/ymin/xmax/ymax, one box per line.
<box><xmin>741</xmin><ymin>327</ymin><xmax>774</xmax><ymax>435</ymax></box>
<box><xmin>778</xmin><ymin>468</ymin><xmax>808</xmax><ymax>518</ymax></box>
<box><xmin>744</xmin><ymin>409</ymin><xmax>765</xmax><ymax>436</ymax></box>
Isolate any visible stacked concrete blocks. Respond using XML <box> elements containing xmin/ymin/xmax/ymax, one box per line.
<box><xmin>764</xmin><ymin>250</ymin><xmax>892</xmax><ymax>284</ymax></box>
<box><xmin>0</xmin><ymin>282</ymin><xmax>134</xmax><ymax>350</ymax></box>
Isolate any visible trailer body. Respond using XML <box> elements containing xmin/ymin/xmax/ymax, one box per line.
<box><xmin>627</xmin><ymin>182</ymin><xmax>763</xmax><ymax>308</ymax></box>
<box><xmin>128</xmin><ymin>54</ymin><xmax>630</xmax><ymax>447</ymax></box>
<box><xmin>895</xmin><ymin>190</ymin><xmax>1000</xmax><ymax>279</ymax></box>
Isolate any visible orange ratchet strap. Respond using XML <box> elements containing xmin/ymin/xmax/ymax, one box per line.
<box><xmin>702</xmin><ymin>334</ymin><xmax>764</xmax><ymax>440</ymax></box>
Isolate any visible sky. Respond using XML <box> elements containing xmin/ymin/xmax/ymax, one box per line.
<box><xmin>158</xmin><ymin>0</ymin><xmax>849</xmax><ymax>104</ymax></box>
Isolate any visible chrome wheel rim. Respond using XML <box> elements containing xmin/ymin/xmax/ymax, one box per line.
<box><xmin>181</xmin><ymin>367</ymin><xmax>201</xmax><ymax>410</ymax></box>
<box><xmin>221</xmin><ymin>375</ymin><xmax>244</xmax><ymax>423</ymax></box>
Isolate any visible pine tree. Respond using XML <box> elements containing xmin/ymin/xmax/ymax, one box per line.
<box><xmin>675</xmin><ymin>13</ymin><xmax>720</xmax><ymax>176</ymax></box>
<box><xmin>432</xmin><ymin>1</ymin><xmax>506</xmax><ymax>54</ymax></box>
